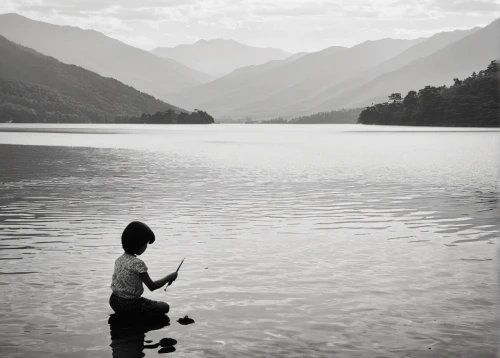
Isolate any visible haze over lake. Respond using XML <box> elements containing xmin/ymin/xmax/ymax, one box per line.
<box><xmin>0</xmin><ymin>124</ymin><xmax>498</xmax><ymax>357</ymax></box>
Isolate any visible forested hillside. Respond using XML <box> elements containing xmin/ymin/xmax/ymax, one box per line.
<box><xmin>357</xmin><ymin>61</ymin><xmax>499</xmax><ymax>127</ymax></box>
<box><xmin>0</xmin><ymin>13</ymin><xmax>212</xmax><ymax>100</ymax></box>
<box><xmin>290</xmin><ymin>108</ymin><xmax>362</xmax><ymax>124</ymax></box>
<box><xmin>0</xmin><ymin>35</ymin><xmax>181</xmax><ymax>123</ymax></box>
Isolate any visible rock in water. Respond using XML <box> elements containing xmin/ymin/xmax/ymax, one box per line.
<box><xmin>158</xmin><ymin>346</ymin><xmax>176</xmax><ymax>354</ymax></box>
<box><xmin>177</xmin><ymin>315</ymin><xmax>195</xmax><ymax>325</ymax></box>
<box><xmin>159</xmin><ymin>338</ymin><xmax>178</xmax><ymax>347</ymax></box>
<box><xmin>144</xmin><ymin>343</ymin><xmax>160</xmax><ymax>349</ymax></box>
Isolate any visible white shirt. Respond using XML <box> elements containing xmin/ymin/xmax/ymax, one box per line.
<box><xmin>111</xmin><ymin>253</ymin><xmax>148</xmax><ymax>299</ymax></box>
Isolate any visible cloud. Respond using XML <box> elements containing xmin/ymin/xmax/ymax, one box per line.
<box><xmin>1</xmin><ymin>0</ymin><xmax>499</xmax><ymax>53</ymax></box>
<box><xmin>252</xmin><ymin>2</ymin><xmax>341</xmax><ymax>17</ymax></box>
<box><xmin>0</xmin><ymin>0</ymin><xmax>20</xmax><ymax>13</ymax></box>
<box><xmin>199</xmin><ymin>18</ymin><xmax>248</xmax><ymax>30</ymax></box>
<box><xmin>340</xmin><ymin>4</ymin><xmax>380</xmax><ymax>19</ymax></box>
<box><xmin>16</xmin><ymin>0</ymin><xmax>192</xmax><ymax>12</ymax></box>
<box><xmin>434</xmin><ymin>0</ymin><xmax>500</xmax><ymax>12</ymax></box>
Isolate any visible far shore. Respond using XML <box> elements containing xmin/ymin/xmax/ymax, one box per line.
<box><xmin>0</xmin><ymin>122</ymin><xmax>499</xmax><ymax>135</ymax></box>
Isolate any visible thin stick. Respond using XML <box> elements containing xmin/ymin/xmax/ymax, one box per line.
<box><xmin>165</xmin><ymin>258</ymin><xmax>185</xmax><ymax>291</ymax></box>
<box><xmin>176</xmin><ymin>258</ymin><xmax>185</xmax><ymax>273</ymax></box>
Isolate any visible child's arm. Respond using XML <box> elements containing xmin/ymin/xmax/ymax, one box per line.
<box><xmin>140</xmin><ymin>272</ymin><xmax>178</xmax><ymax>291</ymax></box>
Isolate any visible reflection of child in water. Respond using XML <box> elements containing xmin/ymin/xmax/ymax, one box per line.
<box><xmin>109</xmin><ymin>221</ymin><xmax>177</xmax><ymax>314</ymax></box>
<box><xmin>109</xmin><ymin>313</ymin><xmax>170</xmax><ymax>358</ymax></box>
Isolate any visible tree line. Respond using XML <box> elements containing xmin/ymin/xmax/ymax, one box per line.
<box><xmin>257</xmin><ymin>108</ymin><xmax>362</xmax><ymax>124</ymax></box>
<box><xmin>115</xmin><ymin>109</ymin><xmax>215</xmax><ymax>124</ymax></box>
<box><xmin>358</xmin><ymin>60</ymin><xmax>499</xmax><ymax>127</ymax></box>
<box><xmin>0</xmin><ymin>79</ymin><xmax>214</xmax><ymax>124</ymax></box>
<box><xmin>290</xmin><ymin>108</ymin><xmax>362</xmax><ymax>124</ymax></box>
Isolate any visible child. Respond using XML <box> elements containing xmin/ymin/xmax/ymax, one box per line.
<box><xmin>110</xmin><ymin>221</ymin><xmax>178</xmax><ymax>314</ymax></box>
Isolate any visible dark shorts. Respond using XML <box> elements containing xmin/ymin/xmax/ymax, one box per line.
<box><xmin>109</xmin><ymin>293</ymin><xmax>164</xmax><ymax>314</ymax></box>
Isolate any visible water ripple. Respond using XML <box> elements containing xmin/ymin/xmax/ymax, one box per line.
<box><xmin>0</xmin><ymin>127</ymin><xmax>498</xmax><ymax>357</ymax></box>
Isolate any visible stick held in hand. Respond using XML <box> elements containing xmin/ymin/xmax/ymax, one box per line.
<box><xmin>165</xmin><ymin>258</ymin><xmax>185</xmax><ymax>291</ymax></box>
<box><xmin>176</xmin><ymin>258</ymin><xmax>185</xmax><ymax>273</ymax></box>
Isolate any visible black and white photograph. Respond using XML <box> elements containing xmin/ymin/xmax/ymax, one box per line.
<box><xmin>0</xmin><ymin>0</ymin><xmax>499</xmax><ymax>357</ymax></box>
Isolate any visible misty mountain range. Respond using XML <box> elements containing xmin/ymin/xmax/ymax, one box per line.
<box><xmin>0</xmin><ymin>13</ymin><xmax>212</xmax><ymax>102</ymax></box>
<box><xmin>0</xmin><ymin>13</ymin><xmax>498</xmax><ymax>122</ymax></box>
<box><xmin>0</xmin><ymin>34</ymin><xmax>180</xmax><ymax>122</ymax></box>
<box><xmin>151</xmin><ymin>39</ymin><xmax>291</xmax><ymax>77</ymax></box>
<box><xmin>173</xmin><ymin>38</ymin><xmax>425</xmax><ymax>119</ymax></box>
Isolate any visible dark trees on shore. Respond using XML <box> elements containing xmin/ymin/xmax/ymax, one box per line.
<box><xmin>0</xmin><ymin>79</ymin><xmax>214</xmax><ymax>124</ymax></box>
<box><xmin>358</xmin><ymin>60</ymin><xmax>499</xmax><ymax>127</ymax></box>
<box><xmin>115</xmin><ymin>109</ymin><xmax>215</xmax><ymax>124</ymax></box>
<box><xmin>290</xmin><ymin>108</ymin><xmax>362</xmax><ymax>124</ymax></box>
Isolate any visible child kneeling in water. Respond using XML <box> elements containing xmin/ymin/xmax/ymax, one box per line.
<box><xmin>110</xmin><ymin>221</ymin><xmax>177</xmax><ymax>314</ymax></box>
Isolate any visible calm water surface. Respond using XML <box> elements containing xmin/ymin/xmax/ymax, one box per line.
<box><xmin>0</xmin><ymin>124</ymin><xmax>499</xmax><ymax>357</ymax></box>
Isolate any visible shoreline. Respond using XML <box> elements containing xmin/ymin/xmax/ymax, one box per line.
<box><xmin>0</xmin><ymin>123</ymin><xmax>498</xmax><ymax>135</ymax></box>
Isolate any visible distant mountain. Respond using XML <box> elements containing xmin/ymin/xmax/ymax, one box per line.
<box><xmin>233</xmin><ymin>38</ymin><xmax>424</xmax><ymax>119</ymax></box>
<box><xmin>292</xmin><ymin>27</ymin><xmax>481</xmax><ymax>114</ymax></box>
<box><xmin>175</xmin><ymin>38</ymin><xmax>423</xmax><ymax>119</ymax></box>
<box><xmin>171</xmin><ymin>51</ymin><xmax>309</xmax><ymax>110</ymax></box>
<box><xmin>0</xmin><ymin>35</ymin><xmax>179</xmax><ymax>123</ymax></box>
<box><xmin>0</xmin><ymin>13</ymin><xmax>212</xmax><ymax>103</ymax></box>
<box><xmin>151</xmin><ymin>39</ymin><xmax>291</xmax><ymax>76</ymax></box>
<box><xmin>224</xmin><ymin>52</ymin><xmax>309</xmax><ymax>79</ymax></box>
<box><xmin>342</xmin><ymin>19</ymin><xmax>500</xmax><ymax>108</ymax></box>
<box><xmin>173</xmin><ymin>46</ymin><xmax>348</xmax><ymax>115</ymax></box>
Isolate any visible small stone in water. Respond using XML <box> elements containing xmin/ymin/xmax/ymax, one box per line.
<box><xmin>160</xmin><ymin>338</ymin><xmax>178</xmax><ymax>347</ymax></box>
<box><xmin>144</xmin><ymin>343</ymin><xmax>160</xmax><ymax>349</ymax></box>
<box><xmin>158</xmin><ymin>346</ymin><xmax>176</xmax><ymax>354</ymax></box>
<box><xmin>177</xmin><ymin>315</ymin><xmax>195</xmax><ymax>325</ymax></box>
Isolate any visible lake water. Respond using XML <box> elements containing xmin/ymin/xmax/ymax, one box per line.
<box><xmin>0</xmin><ymin>124</ymin><xmax>499</xmax><ymax>358</ymax></box>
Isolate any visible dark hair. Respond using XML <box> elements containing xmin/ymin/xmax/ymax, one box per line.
<box><xmin>121</xmin><ymin>221</ymin><xmax>155</xmax><ymax>255</ymax></box>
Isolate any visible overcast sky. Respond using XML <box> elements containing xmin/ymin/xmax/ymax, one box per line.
<box><xmin>2</xmin><ymin>0</ymin><xmax>499</xmax><ymax>53</ymax></box>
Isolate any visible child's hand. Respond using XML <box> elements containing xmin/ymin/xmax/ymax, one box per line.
<box><xmin>166</xmin><ymin>272</ymin><xmax>178</xmax><ymax>285</ymax></box>
<box><xmin>163</xmin><ymin>272</ymin><xmax>179</xmax><ymax>291</ymax></box>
